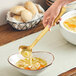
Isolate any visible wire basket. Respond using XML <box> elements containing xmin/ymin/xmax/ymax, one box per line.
<box><xmin>7</xmin><ymin>15</ymin><xmax>43</xmax><ymax>30</ymax></box>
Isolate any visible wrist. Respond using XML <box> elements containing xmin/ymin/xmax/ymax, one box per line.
<box><xmin>54</xmin><ymin>0</ymin><xmax>66</xmax><ymax>7</ymax></box>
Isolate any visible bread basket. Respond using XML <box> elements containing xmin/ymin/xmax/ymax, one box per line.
<box><xmin>6</xmin><ymin>4</ymin><xmax>44</xmax><ymax>31</ymax></box>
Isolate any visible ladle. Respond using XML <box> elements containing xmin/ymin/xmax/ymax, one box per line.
<box><xmin>19</xmin><ymin>7</ymin><xmax>66</xmax><ymax>57</ymax></box>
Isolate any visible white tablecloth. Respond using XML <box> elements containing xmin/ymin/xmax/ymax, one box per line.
<box><xmin>0</xmin><ymin>25</ymin><xmax>76</xmax><ymax>76</ymax></box>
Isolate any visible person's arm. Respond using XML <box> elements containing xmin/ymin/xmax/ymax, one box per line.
<box><xmin>43</xmin><ymin>0</ymin><xmax>76</xmax><ymax>29</ymax></box>
<box><xmin>59</xmin><ymin>0</ymin><xmax>76</xmax><ymax>5</ymax></box>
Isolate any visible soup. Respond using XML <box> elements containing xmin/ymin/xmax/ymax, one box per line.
<box><xmin>16</xmin><ymin>57</ymin><xmax>47</xmax><ymax>70</ymax></box>
<box><xmin>16</xmin><ymin>50</ymin><xmax>47</xmax><ymax>70</ymax></box>
<box><xmin>63</xmin><ymin>16</ymin><xmax>76</xmax><ymax>32</ymax></box>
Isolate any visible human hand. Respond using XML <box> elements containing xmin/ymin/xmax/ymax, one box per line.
<box><xmin>43</xmin><ymin>1</ymin><xmax>62</xmax><ymax>29</ymax></box>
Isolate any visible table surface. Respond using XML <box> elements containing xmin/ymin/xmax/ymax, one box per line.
<box><xmin>0</xmin><ymin>25</ymin><xmax>76</xmax><ymax>76</ymax></box>
<box><xmin>0</xmin><ymin>22</ymin><xmax>43</xmax><ymax>46</ymax></box>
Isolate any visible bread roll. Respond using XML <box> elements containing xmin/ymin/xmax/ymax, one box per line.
<box><xmin>13</xmin><ymin>15</ymin><xmax>24</xmax><ymax>22</ymax></box>
<box><xmin>24</xmin><ymin>1</ymin><xmax>38</xmax><ymax>16</ymax></box>
<box><xmin>21</xmin><ymin>9</ymin><xmax>32</xmax><ymax>22</ymax></box>
<box><xmin>36</xmin><ymin>4</ymin><xmax>44</xmax><ymax>13</ymax></box>
<box><xmin>10</xmin><ymin>6</ymin><xmax>25</xmax><ymax>15</ymax></box>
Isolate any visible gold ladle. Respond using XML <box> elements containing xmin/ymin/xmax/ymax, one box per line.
<box><xmin>19</xmin><ymin>7</ymin><xmax>66</xmax><ymax>57</ymax></box>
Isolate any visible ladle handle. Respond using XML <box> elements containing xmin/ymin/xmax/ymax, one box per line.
<box><xmin>28</xmin><ymin>7</ymin><xmax>66</xmax><ymax>50</ymax></box>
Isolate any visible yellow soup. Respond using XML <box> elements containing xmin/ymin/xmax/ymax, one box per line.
<box><xmin>63</xmin><ymin>16</ymin><xmax>76</xmax><ymax>32</ymax></box>
<box><xmin>16</xmin><ymin>49</ymin><xmax>47</xmax><ymax>70</ymax></box>
<box><xmin>16</xmin><ymin>57</ymin><xmax>47</xmax><ymax>70</ymax></box>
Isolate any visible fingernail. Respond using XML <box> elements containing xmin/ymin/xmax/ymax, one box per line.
<box><xmin>50</xmin><ymin>28</ymin><xmax>51</xmax><ymax>31</ymax></box>
<box><xmin>48</xmin><ymin>25</ymin><xmax>50</xmax><ymax>28</ymax></box>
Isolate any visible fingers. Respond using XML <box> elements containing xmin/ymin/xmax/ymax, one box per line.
<box><xmin>44</xmin><ymin>16</ymin><xmax>61</xmax><ymax>28</ymax></box>
<box><xmin>43</xmin><ymin>12</ymin><xmax>50</xmax><ymax>27</ymax></box>
<box><xmin>42</xmin><ymin>6</ymin><xmax>61</xmax><ymax>28</ymax></box>
<box><xmin>56</xmin><ymin>18</ymin><xmax>62</xmax><ymax>24</ymax></box>
<box><xmin>43</xmin><ymin>12</ymin><xmax>57</xmax><ymax>28</ymax></box>
<box><xmin>48</xmin><ymin>18</ymin><xmax>55</xmax><ymax>31</ymax></box>
<box><xmin>43</xmin><ymin>16</ymin><xmax>54</xmax><ymax>28</ymax></box>
<box><xmin>43</xmin><ymin>15</ymin><xmax>56</xmax><ymax>30</ymax></box>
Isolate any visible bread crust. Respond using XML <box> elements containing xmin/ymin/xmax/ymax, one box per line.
<box><xmin>10</xmin><ymin>6</ymin><xmax>25</xmax><ymax>15</ymax></box>
<box><xmin>24</xmin><ymin>1</ymin><xmax>38</xmax><ymax>16</ymax></box>
<box><xmin>21</xmin><ymin>10</ymin><xmax>32</xmax><ymax>22</ymax></box>
<box><xmin>13</xmin><ymin>15</ymin><xmax>24</xmax><ymax>22</ymax></box>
